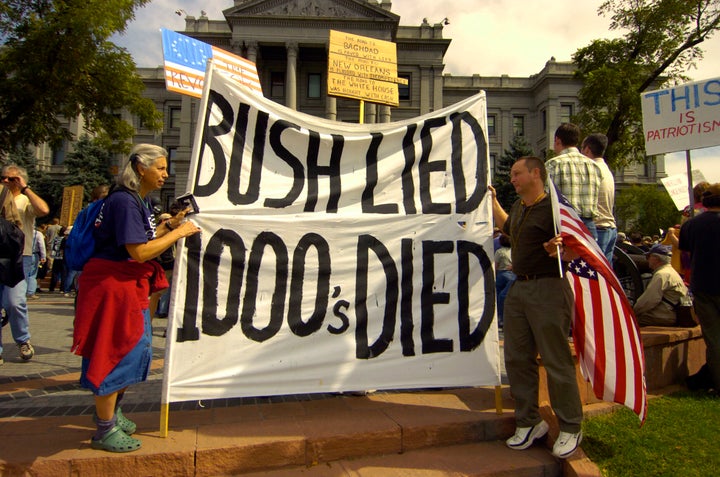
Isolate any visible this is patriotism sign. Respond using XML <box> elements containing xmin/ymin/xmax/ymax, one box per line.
<box><xmin>641</xmin><ymin>77</ymin><xmax>720</xmax><ymax>156</ymax></box>
<box><xmin>162</xmin><ymin>66</ymin><xmax>500</xmax><ymax>402</ymax></box>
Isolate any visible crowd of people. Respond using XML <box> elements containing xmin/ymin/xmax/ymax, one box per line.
<box><xmin>23</xmin><ymin>220</ymin><xmax>77</xmax><ymax>298</ymax></box>
<box><xmin>490</xmin><ymin>122</ymin><xmax>719</xmax><ymax>460</ymax></box>
<box><xmin>1</xmin><ymin>146</ymin><xmax>199</xmax><ymax>453</ymax></box>
<box><xmin>2</xmin><ymin>129</ymin><xmax>718</xmax><ymax>458</ymax></box>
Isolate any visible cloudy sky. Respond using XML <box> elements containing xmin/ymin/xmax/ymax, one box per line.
<box><xmin>112</xmin><ymin>0</ymin><xmax>720</xmax><ymax>182</ymax></box>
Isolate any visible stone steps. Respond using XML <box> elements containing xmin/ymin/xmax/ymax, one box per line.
<box><xmin>241</xmin><ymin>441</ymin><xmax>562</xmax><ymax>477</ymax></box>
<box><xmin>0</xmin><ymin>386</ymin><xmax>575</xmax><ymax>476</ymax></box>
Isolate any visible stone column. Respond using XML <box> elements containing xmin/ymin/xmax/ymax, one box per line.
<box><xmin>432</xmin><ymin>66</ymin><xmax>443</xmax><ymax>112</ymax></box>
<box><xmin>176</xmin><ymin>95</ymin><xmax>195</xmax><ymax>195</ymax></box>
<box><xmin>379</xmin><ymin>105</ymin><xmax>391</xmax><ymax>123</ymax></box>
<box><xmin>230</xmin><ymin>39</ymin><xmax>243</xmax><ymax>56</ymax></box>
<box><xmin>325</xmin><ymin>96</ymin><xmax>337</xmax><ymax>121</ymax></box>
<box><xmin>323</xmin><ymin>42</ymin><xmax>336</xmax><ymax>120</ymax></box>
<box><xmin>286</xmin><ymin>42</ymin><xmax>298</xmax><ymax>110</ymax></box>
<box><xmin>420</xmin><ymin>66</ymin><xmax>431</xmax><ymax>115</ymax></box>
<box><xmin>246</xmin><ymin>41</ymin><xmax>258</xmax><ymax>63</ymax></box>
<box><xmin>366</xmin><ymin>103</ymin><xmax>377</xmax><ymax>124</ymax></box>
<box><xmin>501</xmin><ymin>110</ymin><xmax>512</xmax><ymax>152</ymax></box>
<box><xmin>546</xmin><ymin>102</ymin><xmax>558</xmax><ymax>145</ymax></box>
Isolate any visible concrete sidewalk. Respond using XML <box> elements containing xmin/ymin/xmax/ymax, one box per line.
<box><xmin>0</xmin><ymin>291</ymin><xmax>602</xmax><ymax>476</ymax></box>
<box><xmin>2</xmin><ymin>293</ymin><xmax>495</xmax><ymax>419</ymax></box>
<box><xmin>0</xmin><ymin>292</ymin><xmax>169</xmax><ymax>419</ymax></box>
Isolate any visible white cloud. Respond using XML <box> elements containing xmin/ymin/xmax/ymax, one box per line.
<box><xmin>394</xmin><ymin>0</ymin><xmax>618</xmax><ymax>77</ymax></box>
<box><xmin>115</xmin><ymin>0</ymin><xmax>720</xmax><ymax>79</ymax></box>
<box><xmin>112</xmin><ymin>0</ymin><xmax>720</xmax><ymax>183</ymax></box>
<box><xmin>665</xmin><ymin>147</ymin><xmax>720</xmax><ymax>183</ymax></box>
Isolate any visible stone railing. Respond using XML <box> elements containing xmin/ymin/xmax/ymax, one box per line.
<box><xmin>538</xmin><ymin>325</ymin><xmax>704</xmax><ymax>405</ymax></box>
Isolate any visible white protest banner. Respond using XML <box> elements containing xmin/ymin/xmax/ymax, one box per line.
<box><xmin>641</xmin><ymin>77</ymin><xmax>720</xmax><ymax>156</ymax></box>
<box><xmin>660</xmin><ymin>169</ymin><xmax>707</xmax><ymax>211</ymax></box>
<box><xmin>162</xmin><ymin>66</ymin><xmax>499</xmax><ymax>403</ymax></box>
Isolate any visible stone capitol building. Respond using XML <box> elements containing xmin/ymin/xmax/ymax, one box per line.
<box><xmin>32</xmin><ymin>0</ymin><xmax>666</xmax><ymax>210</ymax></box>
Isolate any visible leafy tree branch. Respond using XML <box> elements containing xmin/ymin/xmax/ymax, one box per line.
<box><xmin>573</xmin><ymin>0</ymin><xmax>720</xmax><ymax>168</ymax></box>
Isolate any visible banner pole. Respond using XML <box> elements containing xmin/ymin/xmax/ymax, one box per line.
<box><xmin>495</xmin><ymin>385</ymin><xmax>503</xmax><ymax>415</ymax></box>
<box><xmin>359</xmin><ymin>99</ymin><xmax>364</xmax><ymax>124</ymax></box>
<box><xmin>685</xmin><ymin>149</ymin><xmax>694</xmax><ymax>218</ymax></box>
<box><xmin>160</xmin><ymin>403</ymin><xmax>170</xmax><ymax>437</ymax></box>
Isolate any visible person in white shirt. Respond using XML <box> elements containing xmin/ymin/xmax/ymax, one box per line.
<box><xmin>26</xmin><ymin>228</ymin><xmax>47</xmax><ymax>299</ymax></box>
<box><xmin>546</xmin><ymin>123</ymin><xmax>602</xmax><ymax>240</ymax></box>
<box><xmin>581</xmin><ymin>133</ymin><xmax>616</xmax><ymax>263</ymax></box>
<box><xmin>0</xmin><ymin>164</ymin><xmax>50</xmax><ymax>362</ymax></box>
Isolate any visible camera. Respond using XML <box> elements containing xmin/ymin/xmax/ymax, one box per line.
<box><xmin>175</xmin><ymin>193</ymin><xmax>199</xmax><ymax>215</ymax></box>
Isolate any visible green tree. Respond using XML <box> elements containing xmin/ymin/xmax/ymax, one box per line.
<box><xmin>63</xmin><ymin>136</ymin><xmax>115</xmax><ymax>204</ymax></box>
<box><xmin>494</xmin><ymin>135</ymin><xmax>533</xmax><ymax>210</ymax></box>
<box><xmin>572</xmin><ymin>0</ymin><xmax>720</xmax><ymax>168</ymax></box>
<box><xmin>615</xmin><ymin>184</ymin><xmax>681</xmax><ymax>235</ymax></box>
<box><xmin>0</xmin><ymin>0</ymin><xmax>162</xmax><ymax>155</ymax></box>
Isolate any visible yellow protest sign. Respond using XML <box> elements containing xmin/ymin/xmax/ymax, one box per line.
<box><xmin>61</xmin><ymin>185</ymin><xmax>84</xmax><ymax>226</ymax></box>
<box><xmin>327</xmin><ymin>30</ymin><xmax>407</xmax><ymax>107</ymax></box>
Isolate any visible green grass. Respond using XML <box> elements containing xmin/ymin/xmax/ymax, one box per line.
<box><xmin>582</xmin><ymin>391</ymin><xmax>720</xmax><ymax>477</ymax></box>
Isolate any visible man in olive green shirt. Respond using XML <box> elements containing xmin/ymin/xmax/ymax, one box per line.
<box><xmin>489</xmin><ymin>156</ymin><xmax>583</xmax><ymax>459</ymax></box>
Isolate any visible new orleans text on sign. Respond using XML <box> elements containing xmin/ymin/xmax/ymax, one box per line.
<box><xmin>641</xmin><ymin>77</ymin><xmax>720</xmax><ymax>155</ymax></box>
<box><xmin>327</xmin><ymin>30</ymin><xmax>408</xmax><ymax>107</ymax></box>
<box><xmin>163</xmin><ymin>68</ymin><xmax>497</xmax><ymax>402</ymax></box>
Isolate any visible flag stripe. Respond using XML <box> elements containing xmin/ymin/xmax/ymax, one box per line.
<box><xmin>211</xmin><ymin>47</ymin><xmax>263</xmax><ymax>93</ymax></box>
<box><xmin>549</xmin><ymin>179</ymin><xmax>647</xmax><ymax>423</ymax></box>
<box><xmin>607</xmin><ymin>283</ymin><xmax>625</xmax><ymax>402</ymax></box>
<box><xmin>163</xmin><ymin>65</ymin><xmax>204</xmax><ymax>98</ymax></box>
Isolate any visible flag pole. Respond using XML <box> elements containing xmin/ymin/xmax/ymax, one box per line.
<box><xmin>548</xmin><ymin>182</ymin><xmax>564</xmax><ymax>277</ymax></box>
<box><xmin>552</xmin><ymin>219</ymin><xmax>563</xmax><ymax>276</ymax></box>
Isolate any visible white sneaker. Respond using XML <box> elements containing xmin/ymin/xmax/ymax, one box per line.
<box><xmin>506</xmin><ymin>420</ymin><xmax>549</xmax><ymax>450</ymax></box>
<box><xmin>552</xmin><ymin>430</ymin><xmax>582</xmax><ymax>458</ymax></box>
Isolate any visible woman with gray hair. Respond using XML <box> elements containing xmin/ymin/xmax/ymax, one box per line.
<box><xmin>72</xmin><ymin>144</ymin><xmax>201</xmax><ymax>452</ymax></box>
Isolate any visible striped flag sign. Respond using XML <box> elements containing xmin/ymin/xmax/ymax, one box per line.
<box><xmin>548</xmin><ymin>179</ymin><xmax>647</xmax><ymax>424</ymax></box>
<box><xmin>161</xmin><ymin>28</ymin><xmax>262</xmax><ymax>98</ymax></box>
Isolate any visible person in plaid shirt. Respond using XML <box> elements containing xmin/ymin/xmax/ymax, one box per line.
<box><xmin>546</xmin><ymin>123</ymin><xmax>602</xmax><ymax>240</ymax></box>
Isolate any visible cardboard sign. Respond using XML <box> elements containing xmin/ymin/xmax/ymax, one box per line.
<box><xmin>641</xmin><ymin>77</ymin><xmax>720</xmax><ymax>155</ymax></box>
<box><xmin>327</xmin><ymin>30</ymin><xmax>407</xmax><ymax>107</ymax></box>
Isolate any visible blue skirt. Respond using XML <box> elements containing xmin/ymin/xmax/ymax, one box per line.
<box><xmin>80</xmin><ymin>309</ymin><xmax>153</xmax><ymax>396</ymax></box>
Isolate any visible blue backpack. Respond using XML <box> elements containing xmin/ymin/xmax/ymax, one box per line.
<box><xmin>65</xmin><ymin>189</ymin><xmax>143</xmax><ymax>271</ymax></box>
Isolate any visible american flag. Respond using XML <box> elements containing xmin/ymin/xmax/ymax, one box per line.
<box><xmin>548</xmin><ymin>179</ymin><xmax>647</xmax><ymax>424</ymax></box>
<box><xmin>161</xmin><ymin>28</ymin><xmax>262</xmax><ymax>98</ymax></box>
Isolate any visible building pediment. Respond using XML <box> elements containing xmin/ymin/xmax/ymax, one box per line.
<box><xmin>224</xmin><ymin>0</ymin><xmax>399</xmax><ymax>21</ymax></box>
